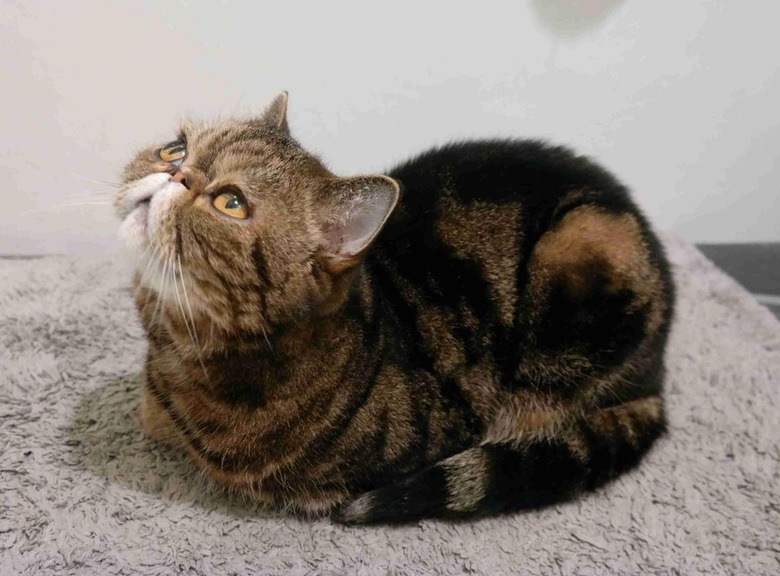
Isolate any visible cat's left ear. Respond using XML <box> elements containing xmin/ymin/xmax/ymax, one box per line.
<box><xmin>261</xmin><ymin>91</ymin><xmax>289</xmax><ymax>134</ymax></box>
<box><xmin>318</xmin><ymin>175</ymin><xmax>400</xmax><ymax>272</ymax></box>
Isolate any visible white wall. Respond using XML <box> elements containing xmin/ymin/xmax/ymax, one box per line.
<box><xmin>1</xmin><ymin>0</ymin><xmax>778</xmax><ymax>255</ymax></box>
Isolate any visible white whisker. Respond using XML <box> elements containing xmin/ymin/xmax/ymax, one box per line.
<box><xmin>179</xmin><ymin>255</ymin><xmax>205</xmax><ymax>355</ymax></box>
<box><xmin>172</xmin><ymin>257</ymin><xmax>209</xmax><ymax>380</ymax></box>
<box><xmin>151</xmin><ymin>256</ymin><xmax>170</xmax><ymax>327</ymax></box>
<box><xmin>68</xmin><ymin>172</ymin><xmax>120</xmax><ymax>188</ymax></box>
<box><xmin>59</xmin><ymin>201</ymin><xmax>113</xmax><ymax>207</ymax></box>
<box><xmin>18</xmin><ymin>200</ymin><xmax>113</xmax><ymax>216</ymax></box>
<box><xmin>261</xmin><ymin>325</ymin><xmax>275</xmax><ymax>356</ymax></box>
<box><xmin>139</xmin><ymin>242</ymin><xmax>162</xmax><ymax>287</ymax></box>
<box><xmin>56</xmin><ymin>202</ymin><xmax>113</xmax><ymax>211</ymax></box>
<box><xmin>63</xmin><ymin>192</ymin><xmax>112</xmax><ymax>202</ymax></box>
<box><xmin>137</xmin><ymin>243</ymin><xmax>163</xmax><ymax>311</ymax></box>
<box><xmin>133</xmin><ymin>244</ymin><xmax>152</xmax><ymax>292</ymax></box>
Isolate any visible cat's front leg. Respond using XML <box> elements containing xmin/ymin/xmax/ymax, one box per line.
<box><xmin>139</xmin><ymin>384</ymin><xmax>178</xmax><ymax>447</ymax></box>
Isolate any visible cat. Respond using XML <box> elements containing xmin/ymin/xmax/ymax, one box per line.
<box><xmin>114</xmin><ymin>92</ymin><xmax>674</xmax><ymax>524</ymax></box>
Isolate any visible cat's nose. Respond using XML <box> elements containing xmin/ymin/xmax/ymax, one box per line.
<box><xmin>171</xmin><ymin>170</ymin><xmax>188</xmax><ymax>188</ymax></box>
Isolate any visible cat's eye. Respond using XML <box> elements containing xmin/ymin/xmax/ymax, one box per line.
<box><xmin>159</xmin><ymin>140</ymin><xmax>187</xmax><ymax>166</ymax></box>
<box><xmin>212</xmin><ymin>190</ymin><xmax>248</xmax><ymax>219</ymax></box>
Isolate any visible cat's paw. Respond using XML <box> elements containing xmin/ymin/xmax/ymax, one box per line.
<box><xmin>139</xmin><ymin>390</ymin><xmax>177</xmax><ymax>446</ymax></box>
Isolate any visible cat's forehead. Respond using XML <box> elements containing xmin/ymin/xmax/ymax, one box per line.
<box><xmin>178</xmin><ymin>117</ymin><xmax>274</xmax><ymax>151</ymax></box>
<box><xmin>178</xmin><ymin>117</ymin><xmax>243</xmax><ymax>140</ymax></box>
<box><xmin>176</xmin><ymin>117</ymin><xmax>324</xmax><ymax>180</ymax></box>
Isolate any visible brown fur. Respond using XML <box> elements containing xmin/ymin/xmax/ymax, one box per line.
<box><xmin>115</xmin><ymin>94</ymin><xmax>674</xmax><ymax>522</ymax></box>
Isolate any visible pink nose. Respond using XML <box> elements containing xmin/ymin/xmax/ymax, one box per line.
<box><xmin>171</xmin><ymin>170</ymin><xmax>187</xmax><ymax>187</ymax></box>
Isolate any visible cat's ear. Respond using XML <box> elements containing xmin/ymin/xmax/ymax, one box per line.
<box><xmin>261</xmin><ymin>91</ymin><xmax>289</xmax><ymax>134</ymax></box>
<box><xmin>318</xmin><ymin>175</ymin><xmax>400</xmax><ymax>271</ymax></box>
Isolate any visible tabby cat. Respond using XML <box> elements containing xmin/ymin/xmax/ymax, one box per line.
<box><xmin>114</xmin><ymin>92</ymin><xmax>674</xmax><ymax>524</ymax></box>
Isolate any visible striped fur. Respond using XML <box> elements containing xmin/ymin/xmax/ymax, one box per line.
<box><xmin>115</xmin><ymin>93</ymin><xmax>674</xmax><ymax>524</ymax></box>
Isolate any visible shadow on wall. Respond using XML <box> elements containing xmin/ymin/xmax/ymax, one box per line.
<box><xmin>530</xmin><ymin>0</ymin><xmax>627</xmax><ymax>37</ymax></box>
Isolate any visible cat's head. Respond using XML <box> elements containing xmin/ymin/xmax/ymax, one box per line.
<box><xmin>114</xmin><ymin>93</ymin><xmax>399</xmax><ymax>337</ymax></box>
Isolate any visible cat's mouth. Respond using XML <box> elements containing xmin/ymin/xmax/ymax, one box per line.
<box><xmin>117</xmin><ymin>172</ymin><xmax>187</xmax><ymax>253</ymax></box>
<box><xmin>130</xmin><ymin>195</ymin><xmax>152</xmax><ymax>229</ymax></box>
<box><xmin>136</xmin><ymin>195</ymin><xmax>152</xmax><ymax>214</ymax></box>
<box><xmin>118</xmin><ymin>192</ymin><xmax>154</xmax><ymax>250</ymax></box>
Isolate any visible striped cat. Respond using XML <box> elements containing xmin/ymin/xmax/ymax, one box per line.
<box><xmin>115</xmin><ymin>92</ymin><xmax>674</xmax><ymax>524</ymax></box>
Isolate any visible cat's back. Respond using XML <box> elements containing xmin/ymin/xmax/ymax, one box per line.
<box><xmin>379</xmin><ymin>139</ymin><xmax>640</xmax><ymax>253</ymax></box>
<box><xmin>366</xmin><ymin>138</ymin><xmax>673</xmax><ymax>379</ymax></box>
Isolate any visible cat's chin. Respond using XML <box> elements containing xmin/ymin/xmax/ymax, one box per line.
<box><xmin>116</xmin><ymin>172</ymin><xmax>187</xmax><ymax>255</ymax></box>
<box><xmin>118</xmin><ymin>201</ymin><xmax>150</xmax><ymax>253</ymax></box>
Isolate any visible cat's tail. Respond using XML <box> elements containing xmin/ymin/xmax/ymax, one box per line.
<box><xmin>335</xmin><ymin>395</ymin><xmax>665</xmax><ymax>524</ymax></box>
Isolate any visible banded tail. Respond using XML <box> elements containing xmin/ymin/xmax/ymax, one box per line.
<box><xmin>335</xmin><ymin>396</ymin><xmax>665</xmax><ymax>524</ymax></box>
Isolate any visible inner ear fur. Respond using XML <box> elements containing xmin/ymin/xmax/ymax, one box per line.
<box><xmin>317</xmin><ymin>175</ymin><xmax>400</xmax><ymax>273</ymax></box>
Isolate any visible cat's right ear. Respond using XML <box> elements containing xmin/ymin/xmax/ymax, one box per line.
<box><xmin>260</xmin><ymin>91</ymin><xmax>289</xmax><ymax>135</ymax></box>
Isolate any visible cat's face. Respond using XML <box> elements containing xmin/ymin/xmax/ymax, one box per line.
<box><xmin>114</xmin><ymin>93</ymin><xmax>399</xmax><ymax>337</ymax></box>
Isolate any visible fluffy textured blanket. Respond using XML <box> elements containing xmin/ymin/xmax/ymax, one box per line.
<box><xmin>1</xmin><ymin>236</ymin><xmax>778</xmax><ymax>575</ymax></box>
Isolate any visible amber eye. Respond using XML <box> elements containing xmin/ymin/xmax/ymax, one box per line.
<box><xmin>212</xmin><ymin>190</ymin><xmax>248</xmax><ymax>219</ymax></box>
<box><xmin>159</xmin><ymin>140</ymin><xmax>186</xmax><ymax>166</ymax></box>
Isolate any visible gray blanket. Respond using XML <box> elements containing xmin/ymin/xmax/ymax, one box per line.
<box><xmin>1</xmin><ymin>235</ymin><xmax>778</xmax><ymax>575</ymax></box>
